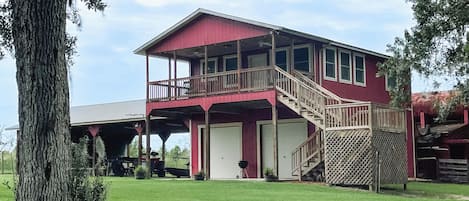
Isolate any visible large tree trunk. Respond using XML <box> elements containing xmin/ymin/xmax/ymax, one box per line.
<box><xmin>12</xmin><ymin>1</ymin><xmax>71</xmax><ymax>201</ymax></box>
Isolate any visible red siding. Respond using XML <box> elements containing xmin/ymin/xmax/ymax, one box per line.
<box><xmin>320</xmin><ymin>52</ymin><xmax>390</xmax><ymax>104</ymax></box>
<box><xmin>149</xmin><ymin>15</ymin><xmax>269</xmax><ymax>53</ymax></box>
<box><xmin>190</xmin><ymin>107</ymin><xmax>303</xmax><ymax>178</ymax></box>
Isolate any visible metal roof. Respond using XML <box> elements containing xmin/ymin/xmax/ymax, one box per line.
<box><xmin>6</xmin><ymin>99</ymin><xmax>147</xmax><ymax>131</ymax></box>
<box><xmin>134</xmin><ymin>8</ymin><xmax>389</xmax><ymax>59</ymax></box>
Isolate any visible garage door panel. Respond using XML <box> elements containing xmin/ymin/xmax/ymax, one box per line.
<box><xmin>210</xmin><ymin>126</ymin><xmax>242</xmax><ymax>179</ymax></box>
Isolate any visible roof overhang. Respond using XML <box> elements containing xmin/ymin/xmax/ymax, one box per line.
<box><xmin>134</xmin><ymin>8</ymin><xmax>389</xmax><ymax>59</ymax></box>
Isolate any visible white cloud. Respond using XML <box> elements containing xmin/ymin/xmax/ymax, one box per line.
<box><xmin>331</xmin><ymin>0</ymin><xmax>413</xmax><ymax>16</ymax></box>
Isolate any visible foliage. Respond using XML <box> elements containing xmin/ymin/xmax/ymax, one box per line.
<box><xmin>70</xmin><ymin>137</ymin><xmax>107</xmax><ymax>201</ymax></box>
<box><xmin>95</xmin><ymin>136</ymin><xmax>106</xmax><ymax>175</ymax></box>
<box><xmin>134</xmin><ymin>166</ymin><xmax>148</xmax><ymax>179</ymax></box>
<box><xmin>379</xmin><ymin>0</ymin><xmax>469</xmax><ymax>107</ymax></box>
<box><xmin>263</xmin><ymin>168</ymin><xmax>274</xmax><ymax>176</ymax></box>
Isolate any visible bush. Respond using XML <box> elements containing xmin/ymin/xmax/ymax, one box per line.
<box><xmin>135</xmin><ymin>166</ymin><xmax>148</xmax><ymax>179</ymax></box>
<box><xmin>70</xmin><ymin>136</ymin><xmax>107</xmax><ymax>201</ymax></box>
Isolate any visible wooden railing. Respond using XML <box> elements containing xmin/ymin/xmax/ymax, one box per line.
<box><xmin>148</xmin><ymin>66</ymin><xmax>274</xmax><ymax>101</ymax></box>
<box><xmin>275</xmin><ymin>67</ymin><xmax>328</xmax><ymax>119</ymax></box>
<box><xmin>325</xmin><ymin>102</ymin><xmax>406</xmax><ymax>132</ymax></box>
<box><xmin>291</xmin><ymin>130</ymin><xmax>323</xmax><ymax>177</ymax></box>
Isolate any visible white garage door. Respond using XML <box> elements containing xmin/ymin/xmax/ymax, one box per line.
<box><xmin>209</xmin><ymin>125</ymin><xmax>242</xmax><ymax>179</ymax></box>
<box><xmin>262</xmin><ymin>121</ymin><xmax>307</xmax><ymax>179</ymax></box>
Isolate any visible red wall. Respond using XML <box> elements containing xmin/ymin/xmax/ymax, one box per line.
<box><xmin>319</xmin><ymin>50</ymin><xmax>390</xmax><ymax>104</ymax></box>
<box><xmin>149</xmin><ymin>15</ymin><xmax>269</xmax><ymax>53</ymax></box>
<box><xmin>190</xmin><ymin>106</ymin><xmax>304</xmax><ymax>178</ymax></box>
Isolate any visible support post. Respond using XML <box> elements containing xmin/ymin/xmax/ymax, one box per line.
<box><xmin>420</xmin><ymin>111</ymin><xmax>425</xmax><ymax>128</ymax></box>
<box><xmin>145</xmin><ymin>115</ymin><xmax>151</xmax><ymax>177</ymax></box>
<box><xmin>173</xmin><ymin>51</ymin><xmax>178</xmax><ymax>98</ymax></box>
<box><xmin>168</xmin><ymin>57</ymin><xmax>171</xmax><ymax>99</ymax></box>
<box><xmin>237</xmin><ymin>40</ymin><xmax>241</xmax><ymax>93</ymax></box>
<box><xmin>146</xmin><ymin>54</ymin><xmax>150</xmax><ymax>102</ymax></box>
<box><xmin>136</xmin><ymin>123</ymin><xmax>143</xmax><ymax>166</ymax></box>
<box><xmin>204</xmin><ymin>110</ymin><xmax>210</xmax><ymax>180</ymax></box>
<box><xmin>88</xmin><ymin>125</ymin><xmax>100</xmax><ymax>176</ymax></box>
<box><xmin>204</xmin><ymin>46</ymin><xmax>208</xmax><ymax>97</ymax></box>
<box><xmin>290</xmin><ymin>39</ymin><xmax>294</xmax><ymax>73</ymax></box>
<box><xmin>298</xmin><ymin>148</ymin><xmax>302</xmax><ymax>181</ymax></box>
<box><xmin>464</xmin><ymin>109</ymin><xmax>468</xmax><ymax>125</ymax></box>
<box><xmin>271</xmin><ymin>31</ymin><xmax>276</xmax><ymax>67</ymax></box>
<box><xmin>272</xmin><ymin>104</ymin><xmax>279</xmax><ymax>177</ymax></box>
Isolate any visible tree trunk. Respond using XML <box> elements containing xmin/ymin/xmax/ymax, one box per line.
<box><xmin>11</xmin><ymin>1</ymin><xmax>70</xmax><ymax>201</ymax></box>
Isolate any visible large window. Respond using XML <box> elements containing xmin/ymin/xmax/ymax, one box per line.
<box><xmin>294</xmin><ymin>47</ymin><xmax>310</xmax><ymax>72</ymax></box>
<box><xmin>200</xmin><ymin>58</ymin><xmax>217</xmax><ymax>75</ymax></box>
<box><xmin>323</xmin><ymin>48</ymin><xmax>337</xmax><ymax>80</ymax></box>
<box><xmin>339</xmin><ymin>50</ymin><xmax>352</xmax><ymax>83</ymax></box>
<box><xmin>354</xmin><ymin>54</ymin><xmax>366</xmax><ymax>86</ymax></box>
<box><xmin>275</xmin><ymin>50</ymin><xmax>288</xmax><ymax>71</ymax></box>
<box><xmin>386</xmin><ymin>74</ymin><xmax>397</xmax><ymax>91</ymax></box>
<box><xmin>223</xmin><ymin>55</ymin><xmax>237</xmax><ymax>71</ymax></box>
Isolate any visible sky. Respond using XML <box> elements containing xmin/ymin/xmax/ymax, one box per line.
<box><xmin>0</xmin><ymin>0</ymin><xmax>454</xmax><ymax>150</ymax></box>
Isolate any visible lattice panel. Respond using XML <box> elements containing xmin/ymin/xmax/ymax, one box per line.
<box><xmin>325</xmin><ymin>129</ymin><xmax>374</xmax><ymax>185</ymax></box>
<box><xmin>372</xmin><ymin>130</ymin><xmax>407</xmax><ymax>184</ymax></box>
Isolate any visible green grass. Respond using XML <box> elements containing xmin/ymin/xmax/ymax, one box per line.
<box><xmin>1</xmin><ymin>175</ymin><xmax>468</xmax><ymax>201</ymax></box>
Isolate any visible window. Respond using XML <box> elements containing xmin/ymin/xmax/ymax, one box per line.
<box><xmin>223</xmin><ymin>55</ymin><xmax>237</xmax><ymax>71</ymax></box>
<box><xmin>339</xmin><ymin>50</ymin><xmax>352</xmax><ymax>83</ymax></box>
<box><xmin>386</xmin><ymin>74</ymin><xmax>397</xmax><ymax>91</ymax></box>
<box><xmin>200</xmin><ymin>58</ymin><xmax>217</xmax><ymax>75</ymax></box>
<box><xmin>294</xmin><ymin>47</ymin><xmax>310</xmax><ymax>72</ymax></box>
<box><xmin>354</xmin><ymin>54</ymin><xmax>366</xmax><ymax>86</ymax></box>
<box><xmin>323</xmin><ymin>48</ymin><xmax>337</xmax><ymax>80</ymax></box>
<box><xmin>275</xmin><ymin>50</ymin><xmax>288</xmax><ymax>71</ymax></box>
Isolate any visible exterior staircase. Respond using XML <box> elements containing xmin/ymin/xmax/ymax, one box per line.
<box><xmin>272</xmin><ymin>66</ymin><xmax>362</xmax><ymax>180</ymax></box>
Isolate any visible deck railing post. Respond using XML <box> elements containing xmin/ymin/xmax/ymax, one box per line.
<box><xmin>237</xmin><ymin>40</ymin><xmax>241</xmax><ymax>93</ymax></box>
<box><xmin>204</xmin><ymin>46</ymin><xmax>208</xmax><ymax>97</ymax></box>
<box><xmin>168</xmin><ymin>57</ymin><xmax>171</xmax><ymax>99</ymax></box>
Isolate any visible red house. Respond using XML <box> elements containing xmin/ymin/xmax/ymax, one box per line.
<box><xmin>134</xmin><ymin>8</ymin><xmax>413</xmax><ymax>187</ymax></box>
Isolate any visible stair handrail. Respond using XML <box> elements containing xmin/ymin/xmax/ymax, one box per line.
<box><xmin>292</xmin><ymin>70</ymin><xmax>364</xmax><ymax>104</ymax></box>
<box><xmin>274</xmin><ymin>66</ymin><xmax>328</xmax><ymax>119</ymax></box>
<box><xmin>291</xmin><ymin>130</ymin><xmax>323</xmax><ymax>176</ymax></box>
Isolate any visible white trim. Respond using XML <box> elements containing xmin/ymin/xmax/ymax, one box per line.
<box><xmin>255</xmin><ymin>118</ymin><xmax>307</xmax><ymax>178</ymax></box>
<box><xmin>353</xmin><ymin>53</ymin><xmax>366</xmax><ymax>87</ymax></box>
<box><xmin>247</xmin><ymin>53</ymin><xmax>268</xmax><ymax>68</ymax></box>
<box><xmin>197</xmin><ymin>122</ymin><xmax>243</xmax><ymax>178</ymax></box>
<box><xmin>223</xmin><ymin>54</ymin><xmax>238</xmax><ymax>72</ymax></box>
<box><xmin>199</xmin><ymin>57</ymin><xmax>218</xmax><ymax>75</ymax></box>
<box><xmin>385</xmin><ymin>74</ymin><xmax>395</xmax><ymax>91</ymax></box>
<box><xmin>293</xmin><ymin>44</ymin><xmax>313</xmax><ymax>73</ymax></box>
<box><xmin>197</xmin><ymin>124</ymin><xmax>202</xmax><ymax>172</ymax></box>
<box><xmin>338</xmin><ymin>49</ymin><xmax>352</xmax><ymax>84</ymax></box>
<box><xmin>323</xmin><ymin>47</ymin><xmax>337</xmax><ymax>81</ymax></box>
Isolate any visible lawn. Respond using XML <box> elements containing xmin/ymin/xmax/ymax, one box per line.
<box><xmin>1</xmin><ymin>175</ymin><xmax>468</xmax><ymax>201</ymax></box>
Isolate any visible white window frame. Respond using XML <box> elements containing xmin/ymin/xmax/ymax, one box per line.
<box><xmin>385</xmin><ymin>74</ymin><xmax>396</xmax><ymax>91</ymax></box>
<box><xmin>338</xmin><ymin>49</ymin><xmax>352</xmax><ymax>84</ymax></box>
<box><xmin>222</xmin><ymin>55</ymin><xmax>238</xmax><ymax>87</ymax></box>
<box><xmin>199</xmin><ymin>58</ymin><xmax>218</xmax><ymax>75</ymax></box>
<box><xmin>274</xmin><ymin>47</ymin><xmax>290</xmax><ymax>72</ymax></box>
<box><xmin>293</xmin><ymin>44</ymin><xmax>313</xmax><ymax>73</ymax></box>
<box><xmin>353</xmin><ymin>53</ymin><xmax>366</xmax><ymax>87</ymax></box>
<box><xmin>223</xmin><ymin>54</ymin><xmax>238</xmax><ymax>72</ymax></box>
<box><xmin>323</xmin><ymin>47</ymin><xmax>337</xmax><ymax>81</ymax></box>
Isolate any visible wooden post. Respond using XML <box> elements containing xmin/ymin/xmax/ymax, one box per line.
<box><xmin>136</xmin><ymin>123</ymin><xmax>143</xmax><ymax>166</ymax></box>
<box><xmin>290</xmin><ymin>39</ymin><xmax>294</xmax><ymax>73</ymax></box>
<box><xmin>298</xmin><ymin>147</ymin><xmax>302</xmax><ymax>181</ymax></box>
<box><xmin>146</xmin><ymin>54</ymin><xmax>150</xmax><ymax>102</ymax></box>
<box><xmin>173</xmin><ymin>51</ymin><xmax>177</xmax><ymax>98</ymax></box>
<box><xmin>88</xmin><ymin>125</ymin><xmax>100</xmax><ymax>176</ymax></box>
<box><xmin>272</xmin><ymin>103</ymin><xmax>279</xmax><ymax>177</ymax></box>
<box><xmin>126</xmin><ymin>144</ymin><xmax>130</xmax><ymax>157</ymax></box>
<box><xmin>168</xmin><ymin>57</ymin><xmax>171</xmax><ymax>99</ymax></box>
<box><xmin>420</xmin><ymin>111</ymin><xmax>425</xmax><ymax>128</ymax></box>
<box><xmin>464</xmin><ymin>109</ymin><xmax>468</xmax><ymax>125</ymax></box>
<box><xmin>204</xmin><ymin>110</ymin><xmax>211</xmax><ymax>180</ymax></box>
<box><xmin>271</xmin><ymin>31</ymin><xmax>276</xmax><ymax>67</ymax></box>
<box><xmin>237</xmin><ymin>40</ymin><xmax>241</xmax><ymax>93</ymax></box>
<box><xmin>145</xmin><ymin>115</ymin><xmax>151</xmax><ymax>177</ymax></box>
<box><xmin>204</xmin><ymin>46</ymin><xmax>208</xmax><ymax>97</ymax></box>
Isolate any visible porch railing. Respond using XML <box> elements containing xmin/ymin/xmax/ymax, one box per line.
<box><xmin>148</xmin><ymin>66</ymin><xmax>274</xmax><ymax>101</ymax></box>
<box><xmin>325</xmin><ymin>102</ymin><xmax>406</xmax><ymax>132</ymax></box>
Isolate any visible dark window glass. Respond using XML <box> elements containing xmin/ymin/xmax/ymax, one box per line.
<box><xmin>294</xmin><ymin>47</ymin><xmax>310</xmax><ymax>72</ymax></box>
<box><xmin>276</xmin><ymin>50</ymin><xmax>287</xmax><ymax>71</ymax></box>
<box><xmin>225</xmin><ymin>57</ymin><xmax>237</xmax><ymax>71</ymax></box>
<box><xmin>340</xmin><ymin>52</ymin><xmax>351</xmax><ymax>81</ymax></box>
<box><xmin>355</xmin><ymin>56</ymin><xmax>365</xmax><ymax>84</ymax></box>
<box><xmin>325</xmin><ymin>49</ymin><xmax>336</xmax><ymax>78</ymax></box>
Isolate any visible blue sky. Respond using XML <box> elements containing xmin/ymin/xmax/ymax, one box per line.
<box><xmin>0</xmin><ymin>0</ymin><xmax>454</xmax><ymax>149</ymax></box>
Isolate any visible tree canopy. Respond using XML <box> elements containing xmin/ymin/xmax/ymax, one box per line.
<box><xmin>379</xmin><ymin>0</ymin><xmax>468</xmax><ymax>107</ymax></box>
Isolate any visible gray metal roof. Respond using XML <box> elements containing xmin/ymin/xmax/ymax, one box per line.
<box><xmin>6</xmin><ymin>99</ymin><xmax>147</xmax><ymax>131</ymax></box>
<box><xmin>134</xmin><ymin>8</ymin><xmax>389</xmax><ymax>59</ymax></box>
